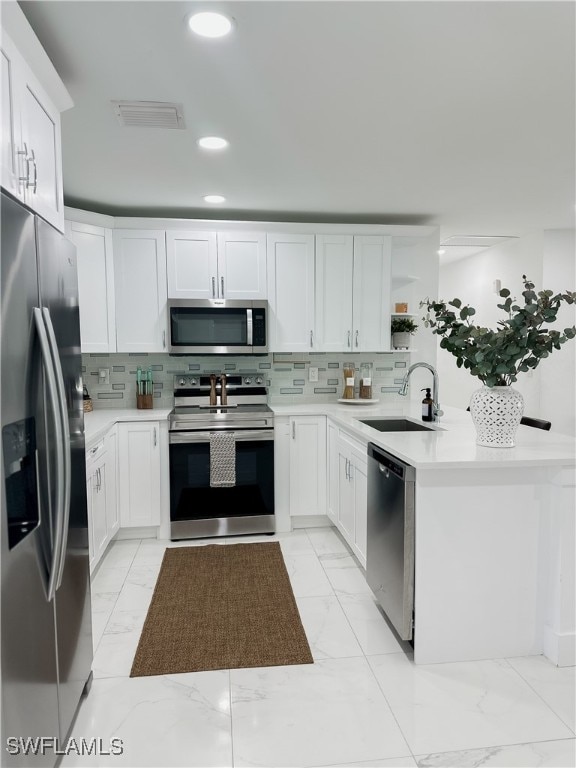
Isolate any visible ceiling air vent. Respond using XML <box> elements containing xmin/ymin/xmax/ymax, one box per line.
<box><xmin>112</xmin><ymin>101</ymin><xmax>185</xmax><ymax>129</ymax></box>
<box><xmin>439</xmin><ymin>235</ymin><xmax>518</xmax><ymax>259</ymax></box>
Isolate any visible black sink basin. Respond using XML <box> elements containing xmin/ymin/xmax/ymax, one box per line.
<box><xmin>359</xmin><ymin>418</ymin><xmax>435</xmax><ymax>432</ymax></box>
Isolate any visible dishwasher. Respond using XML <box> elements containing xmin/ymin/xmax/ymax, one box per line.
<box><xmin>366</xmin><ymin>443</ymin><xmax>416</xmax><ymax>641</ymax></box>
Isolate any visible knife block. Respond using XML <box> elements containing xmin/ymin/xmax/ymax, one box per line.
<box><xmin>137</xmin><ymin>394</ymin><xmax>153</xmax><ymax>409</ymax></box>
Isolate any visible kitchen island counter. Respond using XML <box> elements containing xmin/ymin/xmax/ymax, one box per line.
<box><xmin>270</xmin><ymin>402</ymin><xmax>575</xmax><ymax>469</ymax></box>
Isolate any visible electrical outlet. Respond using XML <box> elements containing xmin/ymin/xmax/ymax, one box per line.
<box><xmin>98</xmin><ymin>368</ymin><xmax>110</xmax><ymax>385</ymax></box>
<box><xmin>309</xmin><ymin>366</ymin><xmax>319</xmax><ymax>382</ymax></box>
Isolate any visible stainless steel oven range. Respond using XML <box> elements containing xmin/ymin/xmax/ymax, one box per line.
<box><xmin>168</xmin><ymin>374</ymin><xmax>274</xmax><ymax>540</ymax></box>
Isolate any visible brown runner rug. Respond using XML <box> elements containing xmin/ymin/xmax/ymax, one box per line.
<box><xmin>130</xmin><ymin>542</ymin><xmax>313</xmax><ymax>676</ymax></box>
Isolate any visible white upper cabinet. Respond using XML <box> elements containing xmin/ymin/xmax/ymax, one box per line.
<box><xmin>315</xmin><ymin>235</ymin><xmax>354</xmax><ymax>352</ymax></box>
<box><xmin>0</xmin><ymin>28</ymin><xmax>66</xmax><ymax>231</ymax></box>
<box><xmin>314</xmin><ymin>234</ymin><xmax>392</xmax><ymax>353</ymax></box>
<box><xmin>113</xmin><ymin>230</ymin><xmax>168</xmax><ymax>353</ymax></box>
<box><xmin>166</xmin><ymin>231</ymin><xmax>217</xmax><ymax>299</ymax></box>
<box><xmin>267</xmin><ymin>233</ymin><xmax>316</xmax><ymax>352</ymax></box>
<box><xmin>166</xmin><ymin>230</ymin><xmax>266</xmax><ymax>300</ymax></box>
<box><xmin>65</xmin><ymin>221</ymin><xmax>116</xmax><ymax>353</ymax></box>
<box><xmin>352</xmin><ymin>236</ymin><xmax>392</xmax><ymax>352</ymax></box>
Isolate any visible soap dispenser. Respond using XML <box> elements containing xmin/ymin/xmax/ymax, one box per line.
<box><xmin>421</xmin><ymin>388</ymin><xmax>433</xmax><ymax>422</ymax></box>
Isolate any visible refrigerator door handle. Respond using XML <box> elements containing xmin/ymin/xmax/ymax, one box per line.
<box><xmin>33</xmin><ymin>308</ymin><xmax>65</xmax><ymax>601</ymax></box>
<box><xmin>41</xmin><ymin>307</ymin><xmax>72</xmax><ymax>593</ymax></box>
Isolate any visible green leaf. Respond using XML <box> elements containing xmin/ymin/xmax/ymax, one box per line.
<box><xmin>499</xmin><ymin>288</ymin><xmax>511</xmax><ymax>298</ymax></box>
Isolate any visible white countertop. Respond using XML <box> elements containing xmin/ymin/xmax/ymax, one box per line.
<box><xmin>84</xmin><ymin>403</ymin><xmax>575</xmax><ymax>470</ymax></box>
<box><xmin>271</xmin><ymin>401</ymin><xmax>576</xmax><ymax>470</ymax></box>
<box><xmin>84</xmin><ymin>408</ymin><xmax>173</xmax><ymax>446</ymax></box>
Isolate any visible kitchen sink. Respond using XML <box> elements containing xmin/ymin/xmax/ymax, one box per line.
<box><xmin>359</xmin><ymin>418</ymin><xmax>435</xmax><ymax>432</ymax></box>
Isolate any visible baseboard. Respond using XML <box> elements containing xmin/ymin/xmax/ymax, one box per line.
<box><xmin>291</xmin><ymin>515</ymin><xmax>334</xmax><ymax>529</ymax></box>
<box><xmin>115</xmin><ymin>526</ymin><xmax>159</xmax><ymax>541</ymax></box>
<box><xmin>543</xmin><ymin>624</ymin><xmax>576</xmax><ymax>667</ymax></box>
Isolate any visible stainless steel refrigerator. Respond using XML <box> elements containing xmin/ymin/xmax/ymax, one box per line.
<box><xmin>1</xmin><ymin>191</ymin><xmax>93</xmax><ymax>766</ymax></box>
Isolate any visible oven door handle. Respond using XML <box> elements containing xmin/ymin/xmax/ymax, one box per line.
<box><xmin>169</xmin><ymin>429</ymin><xmax>274</xmax><ymax>444</ymax></box>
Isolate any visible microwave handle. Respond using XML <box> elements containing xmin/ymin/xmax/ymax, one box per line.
<box><xmin>246</xmin><ymin>308</ymin><xmax>253</xmax><ymax>345</ymax></box>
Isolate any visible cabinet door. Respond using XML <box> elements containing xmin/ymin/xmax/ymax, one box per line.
<box><xmin>351</xmin><ymin>448</ymin><xmax>368</xmax><ymax>568</ymax></box>
<box><xmin>19</xmin><ymin>65</ymin><xmax>63</xmax><ymax>231</ymax></box>
<box><xmin>114</xmin><ymin>230</ymin><xmax>168</xmax><ymax>352</ymax></box>
<box><xmin>267</xmin><ymin>234</ymin><xmax>315</xmax><ymax>352</ymax></box>
<box><xmin>88</xmin><ymin>460</ymin><xmax>108</xmax><ymax>571</ymax></box>
<box><xmin>352</xmin><ymin>236</ymin><xmax>392</xmax><ymax>352</ymax></box>
<box><xmin>327</xmin><ymin>421</ymin><xmax>339</xmax><ymax>523</ymax></box>
<box><xmin>217</xmin><ymin>232</ymin><xmax>267</xmax><ymax>300</ymax></box>
<box><xmin>66</xmin><ymin>221</ymin><xmax>116</xmax><ymax>353</ymax></box>
<box><xmin>166</xmin><ymin>231</ymin><xmax>218</xmax><ymax>299</ymax></box>
<box><xmin>104</xmin><ymin>427</ymin><xmax>119</xmax><ymax>540</ymax></box>
<box><xmin>337</xmin><ymin>448</ymin><xmax>354</xmax><ymax>543</ymax></box>
<box><xmin>86</xmin><ymin>470</ymin><xmax>94</xmax><ymax>568</ymax></box>
<box><xmin>1</xmin><ymin>34</ymin><xmax>23</xmax><ymax>200</ymax></box>
<box><xmin>289</xmin><ymin>416</ymin><xmax>326</xmax><ymax>516</ymax></box>
<box><xmin>118</xmin><ymin>422</ymin><xmax>161</xmax><ymax>527</ymax></box>
<box><xmin>315</xmin><ymin>235</ymin><xmax>354</xmax><ymax>352</ymax></box>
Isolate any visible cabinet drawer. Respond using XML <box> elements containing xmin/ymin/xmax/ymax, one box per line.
<box><xmin>86</xmin><ymin>439</ymin><xmax>106</xmax><ymax>468</ymax></box>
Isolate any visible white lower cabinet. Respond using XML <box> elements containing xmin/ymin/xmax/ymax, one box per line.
<box><xmin>274</xmin><ymin>415</ymin><xmax>327</xmax><ymax>519</ymax></box>
<box><xmin>329</xmin><ymin>423</ymin><xmax>368</xmax><ymax>567</ymax></box>
<box><xmin>86</xmin><ymin>432</ymin><xmax>119</xmax><ymax>573</ymax></box>
<box><xmin>289</xmin><ymin>416</ymin><xmax>327</xmax><ymax>517</ymax></box>
<box><xmin>118</xmin><ymin>421</ymin><xmax>161</xmax><ymax>528</ymax></box>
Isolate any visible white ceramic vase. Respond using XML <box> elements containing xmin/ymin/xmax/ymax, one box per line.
<box><xmin>469</xmin><ymin>385</ymin><xmax>524</xmax><ymax>448</ymax></box>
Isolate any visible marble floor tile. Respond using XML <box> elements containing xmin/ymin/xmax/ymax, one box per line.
<box><xmin>415</xmin><ymin>738</ymin><xmax>576</xmax><ymax>767</ymax></box>
<box><xmin>91</xmin><ymin>611</ymin><xmax>111</xmax><ymax>653</ymax></box>
<box><xmin>322</xmin><ymin>560</ymin><xmax>374</xmax><ymax>597</ymax></box>
<box><xmin>104</xmin><ymin>608</ymin><xmax>148</xmax><ymax>636</ymax></box>
<box><xmin>296</xmin><ymin>596</ymin><xmax>363</xmax><ymax>660</ymax></box>
<box><xmin>92</xmin><ymin>630</ymin><xmax>141</xmax><ymax>678</ymax></box>
<box><xmin>91</xmin><ymin>566</ymin><xmax>129</xmax><ymax>594</ymax></box>
<box><xmin>60</xmin><ymin>671</ymin><xmax>232</xmax><ymax>767</ymax></box>
<box><xmin>90</xmin><ymin>592</ymin><xmax>119</xmax><ymax>615</ymax></box>
<box><xmin>337</xmin><ymin>593</ymin><xmax>407</xmax><ymax>656</ymax></box>
<box><xmin>282</xmin><ymin>553</ymin><xmax>335</xmax><ymax>598</ymax></box>
<box><xmin>320</xmin><ymin>552</ymin><xmax>360</xmax><ymax>570</ymax></box>
<box><xmin>368</xmin><ymin>654</ymin><xmax>574</xmax><ymax>756</ymax></box>
<box><xmin>113</xmin><ymin>565</ymin><xmax>160</xmax><ymax>612</ymax></box>
<box><xmin>306</xmin><ymin>527</ymin><xmax>350</xmax><ymax>556</ymax></box>
<box><xmin>317</xmin><ymin>759</ymin><xmax>417</xmax><ymax>768</ymax></box>
<box><xmin>230</xmin><ymin>530</ymin><xmax>317</xmax><ymax>556</ymax></box>
<box><xmin>507</xmin><ymin>655</ymin><xmax>576</xmax><ymax>731</ymax></box>
<box><xmin>99</xmin><ymin>539</ymin><xmax>140</xmax><ymax>569</ymax></box>
<box><xmin>231</xmin><ymin>657</ymin><xmax>411</xmax><ymax>767</ymax></box>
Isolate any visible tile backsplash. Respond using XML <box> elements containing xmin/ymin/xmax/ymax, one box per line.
<box><xmin>82</xmin><ymin>352</ymin><xmax>412</xmax><ymax>409</ymax></box>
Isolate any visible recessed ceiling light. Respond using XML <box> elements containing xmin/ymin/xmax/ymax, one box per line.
<box><xmin>203</xmin><ymin>195</ymin><xmax>226</xmax><ymax>204</ymax></box>
<box><xmin>437</xmin><ymin>249</ymin><xmax>446</xmax><ymax>256</ymax></box>
<box><xmin>198</xmin><ymin>136</ymin><xmax>229</xmax><ymax>150</ymax></box>
<box><xmin>188</xmin><ymin>12</ymin><xmax>233</xmax><ymax>38</ymax></box>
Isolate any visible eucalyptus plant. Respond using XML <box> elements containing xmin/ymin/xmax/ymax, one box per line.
<box><xmin>421</xmin><ymin>276</ymin><xmax>576</xmax><ymax>387</ymax></box>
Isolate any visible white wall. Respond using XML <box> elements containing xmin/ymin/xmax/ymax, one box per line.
<box><xmin>391</xmin><ymin>231</ymin><xmax>440</xmax><ymax>401</ymax></box>
<box><xmin>540</xmin><ymin>230</ymin><xmax>576</xmax><ymax>436</ymax></box>
<box><xmin>438</xmin><ymin>230</ymin><xmax>576</xmax><ymax>436</ymax></box>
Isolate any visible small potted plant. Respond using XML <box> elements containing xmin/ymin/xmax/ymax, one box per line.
<box><xmin>391</xmin><ymin>317</ymin><xmax>418</xmax><ymax>349</ymax></box>
<box><xmin>421</xmin><ymin>276</ymin><xmax>576</xmax><ymax>447</ymax></box>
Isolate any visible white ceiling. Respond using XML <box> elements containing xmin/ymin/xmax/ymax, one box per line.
<box><xmin>19</xmin><ymin>0</ymin><xmax>576</xmax><ymax>239</ymax></box>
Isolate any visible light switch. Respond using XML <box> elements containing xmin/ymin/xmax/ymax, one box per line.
<box><xmin>309</xmin><ymin>367</ymin><xmax>318</xmax><ymax>382</ymax></box>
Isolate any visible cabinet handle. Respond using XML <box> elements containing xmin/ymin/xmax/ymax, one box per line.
<box><xmin>347</xmin><ymin>330</ymin><xmax>351</xmax><ymax>348</ymax></box>
<box><xmin>212</xmin><ymin>277</ymin><xmax>216</xmax><ymax>298</ymax></box>
<box><xmin>221</xmin><ymin>276</ymin><xmax>224</xmax><ymax>297</ymax></box>
<box><xmin>17</xmin><ymin>142</ymin><xmax>30</xmax><ymax>187</ymax></box>
<box><xmin>355</xmin><ymin>330</ymin><xmax>359</xmax><ymax>348</ymax></box>
<box><xmin>310</xmin><ymin>330</ymin><xmax>313</xmax><ymax>349</ymax></box>
<box><xmin>28</xmin><ymin>149</ymin><xmax>38</xmax><ymax>193</ymax></box>
<box><xmin>162</xmin><ymin>330</ymin><xmax>166</xmax><ymax>349</ymax></box>
<box><xmin>345</xmin><ymin>458</ymin><xmax>349</xmax><ymax>480</ymax></box>
<box><xmin>96</xmin><ymin>467</ymin><xmax>100</xmax><ymax>492</ymax></box>
<box><xmin>153</xmin><ymin>427</ymin><xmax>157</xmax><ymax>447</ymax></box>
<box><xmin>292</xmin><ymin>422</ymin><xmax>295</xmax><ymax>440</ymax></box>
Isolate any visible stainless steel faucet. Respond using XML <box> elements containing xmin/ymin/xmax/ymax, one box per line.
<box><xmin>399</xmin><ymin>362</ymin><xmax>442</xmax><ymax>421</ymax></box>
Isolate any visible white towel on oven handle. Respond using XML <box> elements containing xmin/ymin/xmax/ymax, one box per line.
<box><xmin>209</xmin><ymin>431</ymin><xmax>236</xmax><ymax>487</ymax></box>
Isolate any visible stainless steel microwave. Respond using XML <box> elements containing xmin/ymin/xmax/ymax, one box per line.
<box><xmin>168</xmin><ymin>299</ymin><xmax>268</xmax><ymax>354</ymax></box>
